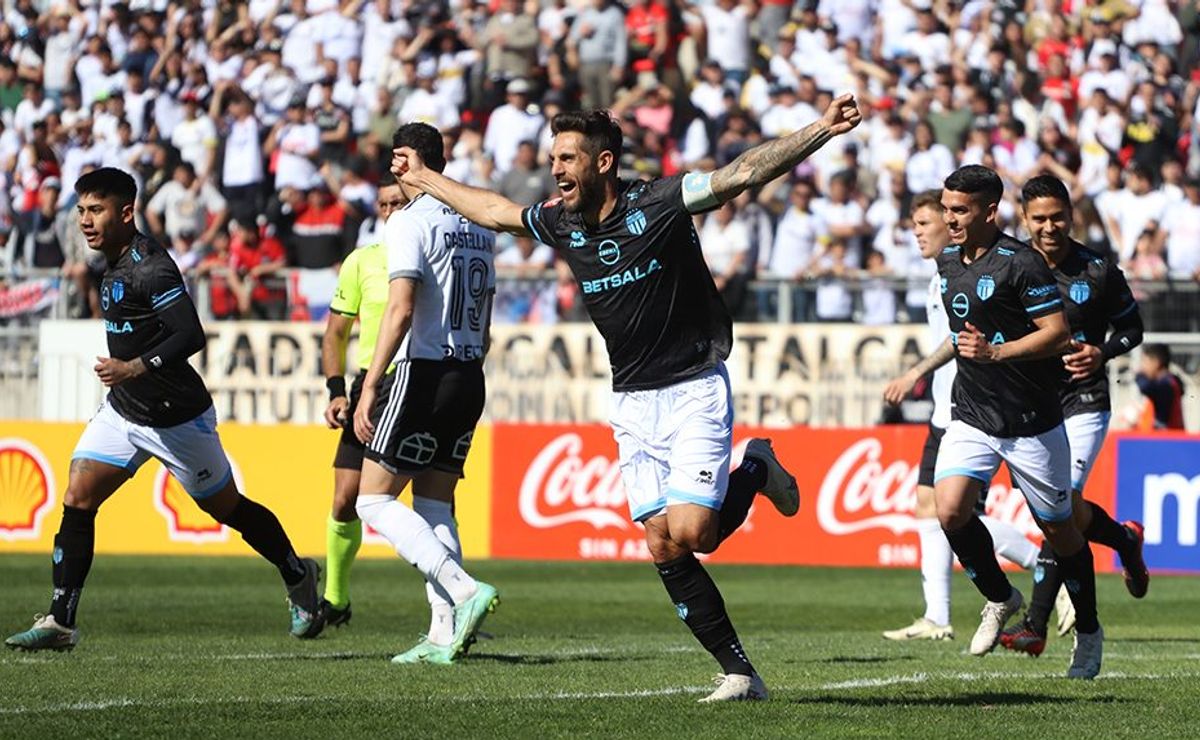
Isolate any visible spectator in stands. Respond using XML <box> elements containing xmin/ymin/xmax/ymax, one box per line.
<box><xmin>145</xmin><ymin>162</ymin><xmax>228</xmax><ymax>252</ymax></box>
<box><xmin>905</xmin><ymin>120</ymin><xmax>955</xmax><ymax>194</ymax></box>
<box><xmin>194</xmin><ymin>229</ymin><xmax>245</xmax><ymax>320</ymax></box>
<box><xmin>625</xmin><ymin>0</ymin><xmax>669</xmax><ymax>88</ymax></box>
<box><xmin>21</xmin><ymin>177</ymin><xmax>67</xmax><ymax>270</ymax></box>
<box><xmin>171</xmin><ymin>90</ymin><xmax>218</xmax><ymax>181</ymax></box>
<box><xmin>480</xmin><ymin>0</ymin><xmax>540</xmax><ymax>101</ymax></box>
<box><xmin>568</xmin><ymin>0</ymin><xmax>628</xmax><ymax>110</ymax></box>
<box><xmin>212</xmin><ymin>84</ymin><xmax>264</xmax><ymax>227</ymax></box>
<box><xmin>860</xmin><ymin>249</ymin><xmax>897</xmax><ymax>326</ymax></box>
<box><xmin>313</xmin><ymin>78</ymin><xmax>352</xmax><ymax>167</ymax></box>
<box><xmin>699</xmin><ymin>200</ymin><xmax>751</xmax><ymax>314</ymax></box>
<box><xmin>230</xmin><ymin>220</ymin><xmax>288</xmax><ymax>320</ymax></box>
<box><xmin>1135</xmin><ymin>344</ymin><xmax>1186</xmax><ymax>430</ymax></box>
<box><xmin>812</xmin><ymin>236</ymin><xmax>852</xmax><ymax>322</ymax></box>
<box><xmin>268</xmin><ymin>97</ymin><xmax>320</xmax><ymax>193</ymax></box>
<box><xmin>1107</xmin><ymin>163</ymin><xmax>1167</xmax><ymax>263</ymax></box>
<box><xmin>484</xmin><ymin>79</ymin><xmax>544</xmax><ymax>175</ymax></box>
<box><xmin>496</xmin><ymin>235</ymin><xmax>555</xmax><ymax>277</ymax></box>
<box><xmin>285</xmin><ymin>181</ymin><xmax>352</xmax><ymax>269</ymax></box>
<box><xmin>765</xmin><ymin>179</ymin><xmax>823</xmax><ymax>281</ymax></box>
<box><xmin>813</xmin><ymin>170</ymin><xmax>867</xmax><ymax>267</ymax></box>
<box><xmin>1159</xmin><ymin>178</ymin><xmax>1200</xmax><ymax>280</ymax></box>
<box><xmin>498</xmin><ymin>140</ymin><xmax>556</xmax><ymax>206</ymax></box>
<box><xmin>695</xmin><ymin>0</ymin><xmax>753</xmax><ymax>85</ymax></box>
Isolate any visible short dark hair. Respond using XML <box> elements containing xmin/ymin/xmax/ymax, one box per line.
<box><xmin>392</xmin><ymin>122</ymin><xmax>445</xmax><ymax>173</ymax></box>
<box><xmin>944</xmin><ymin>165</ymin><xmax>1003</xmax><ymax>204</ymax></box>
<box><xmin>1143</xmin><ymin>343</ymin><xmax>1171</xmax><ymax>367</ymax></box>
<box><xmin>175</xmin><ymin>161</ymin><xmax>196</xmax><ymax>178</ymax></box>
<box><xmin>75</xmin><ymin>167</ymin><xmax>137</xmax><ymax>205</ymax></box>
<box><xmin>551</xmin><ymin>110</ymin><xmax>623</xmax><ymax>163</ymax></box>
<box><xmin>911</xmin><ymin>189</ymin><xmax>943</xmax><ymax>214</ymax></box>
<box><xmin>378</xmin><ymin>171</ymin><xmax>398</xmax><ymax>188</ymax></box>
<box><xmin>1021</xmin><ymin>175</ymin><xmax>1071</xmax><ymax>207</ymax></box>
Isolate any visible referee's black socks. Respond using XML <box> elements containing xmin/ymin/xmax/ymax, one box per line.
<box><xmin>943</xmin><ymin>515</ymin><xmax>1013</xmax><ymax>603</ymax></box>
<box><xmin>49</xmin><ymin>505</ymin><xmax>97</xmax><ymax>627</ymax></box>
<box><xmin>656</xmin><ymin>553</ymin><xmax>754</xmax><ymax>676</ymax></box>
<box><xmin>223</xmin><ymin>496</ymin><xmax>307</xmax><ymax>586</ymax></box>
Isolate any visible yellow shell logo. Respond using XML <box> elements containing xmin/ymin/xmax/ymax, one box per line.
<box><xmin>152</xmin><ymin>458</ymin><xmax>244</xmax><ymax>544</ymax></box>
<box><xmin>0</xmin><ymin>439</ymin><xmax>56</xmax><ymax>541</ymax></box>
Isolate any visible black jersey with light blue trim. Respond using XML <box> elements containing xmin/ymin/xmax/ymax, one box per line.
<box><xmin>936</xmin><ymin>232</ymin><xmax>1066</xmax><ymax>437</ymax></box>
<box><xmin>100</xmin><ymin>233</ymin><xmax>212</xmax><ymax>426</ymax></box>
<box><xmin>521</xmin><ymin>176</ymin><xmax>732</xmax><ymax>391</ymax></box>
<box><xmin>1053</xmin><ymin>241</ymin><xmax>1139</xmax><ymax>416</ymax></box>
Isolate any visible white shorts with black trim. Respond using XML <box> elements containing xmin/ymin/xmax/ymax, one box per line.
<box><xmin>610</xmin><ymin>363</ymin><xmax>733</xmax><ymax>523</ymax></box>
<box><xmin>72</xmin><ymin>400</ymin><xmax>232</xmax><ymax>499</ymax></box>
<box><xmin>933</xmin><ymin>419</ymin><xmax>1072</xmax><ymax>522</ymax></box>
<box><xmin>1065</xmin><ymin>410</ymin><xmax>1110</xmax><ymax>492</ymax></box>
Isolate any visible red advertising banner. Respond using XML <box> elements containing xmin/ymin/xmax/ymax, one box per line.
<box><xmin>490</xmin><ymin>423</ymin><xmax>1118</xmax><ymax>572</ymax></box>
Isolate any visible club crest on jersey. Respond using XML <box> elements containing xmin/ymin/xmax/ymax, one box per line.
<box><xmin>951</xmin><ymin>292</ymin><xmax>970</xmax><ymax>318</ymax></box>
<box><xmin>569</xmin><ymin>230</ymin><xmax>586</xmax><ymax>249</ymax></box>
<box><xmin>976</xmin><ymin>275</ymin><xmax>995</xmax><ymax>301</ymax></box>
<box><xmin>597</xmin><ymin>239</ymin><xmax>621</xmax><ymax>266</ymax></box>
<box><xmin>625</xmin><ymin>209</ymin><xmax>646</xmax><ymax>235</ymax></box>
<box><xmin>1069</xmin><ymin>280</ymin><xmax>1090</xmax><ymax>304</ymax></box>
<box><xmin>112</xmin><ymin>280</ymin><xmax>125</xmax><ymax>304</ymax></box>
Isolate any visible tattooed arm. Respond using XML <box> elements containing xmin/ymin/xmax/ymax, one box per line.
<box><xmin>708</xmin><ymin>93</ymin><xmax>862</xmax><ymax>205</ymax></box>
<box><xmin>883</xmin><ymin>337</ymin><xmax>956</xmax><ymax>406</ymax></box>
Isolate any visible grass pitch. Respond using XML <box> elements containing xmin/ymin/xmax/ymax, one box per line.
<box><xmin>1</xmin><ymin>555</ymin><xmax>1197</xmax><ymax>738</ymax></box>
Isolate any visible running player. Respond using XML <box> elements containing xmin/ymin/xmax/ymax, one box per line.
<box><xmin>882</xmin><ymin>189</ymin><xmax>1045</xmax><ymax>641</ymax></box>
<box><xmin>5</xmin><ymin>168</ymin><xmax>324</xmax><ymax>652</ymax></box>
<box><xmin>999</xmin><ymin>175</ymin><xmax>1148</xmax><ymax>657</ymax></box>
<box><xmin>932</xmin><ymin>164</ymin><xmax>1103</xmax><ymax>679</ymax></box>
<box><xmin>319</xmin><ymin>175</ymin><xmax>406</xmax><ymax>627</ymax></box>
<box><xmin>351</xmin><ymin>123</ymin><xmax>499</xmax><ymax>665</ymax></box>
<box><xmin>390</xmin><ymin>97</ymin><xmax>861</xmax><ymax>700</ymax></box>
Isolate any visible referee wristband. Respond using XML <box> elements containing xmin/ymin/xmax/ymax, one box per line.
<box><xmin>326</xmin><ymin>376</ymin><xmax>347</xmax><ymax>401</ymax></box>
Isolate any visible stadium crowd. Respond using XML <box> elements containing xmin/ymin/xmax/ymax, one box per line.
<box><xmin>2</xmin><ymin>0</ymin><xmax>1200</xmax><ymax>326</ymax></box>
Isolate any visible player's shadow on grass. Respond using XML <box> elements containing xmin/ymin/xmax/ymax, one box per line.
<box><xmin>467</xmin><ymin>652</ymin><xmax>651</xmax><ymax>666</ymax></box>
<box><xmin>790</xmin><ymin>693</ymin><xmax>1130</xmax><ymax>708</ymax></box>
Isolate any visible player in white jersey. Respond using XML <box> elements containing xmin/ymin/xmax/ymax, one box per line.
<box><xmin>882</xmin><ymin>190</ymin><xmax>1057</xmax><ymax>641</ymax></box>
<box><xmin>351</xmin><ymin>123</ymin><xmax>499</xmax><ymax>665</ymax></box>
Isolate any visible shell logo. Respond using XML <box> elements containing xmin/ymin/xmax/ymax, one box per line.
<box><xmin>152</xmin><ymin>458</ymin><xmax>245</xmax><ymax>544</ymax></box>
<box><xmin>0</xmin><ymin>439</ymin><xmax>56</xmax><ymax>541</ymax></box>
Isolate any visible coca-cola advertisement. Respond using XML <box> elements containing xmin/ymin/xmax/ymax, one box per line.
<box><xmin>490</xmin><ymin>423</ymin><xmax>1119</xmax><ymax>572</ymax></box>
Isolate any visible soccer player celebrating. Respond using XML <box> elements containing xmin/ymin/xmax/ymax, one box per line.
<box><xmin>390</xmin><ymin>97</ymin><xmax>862</xmax><ymax>701</ymax></box>
<box><xmin>352</xmin><ymin>123</ymin><xmax>499</xmax><ymax>664</ymax></box>
<box><xmin>319</xmin><ymin>176</ymin><xmax>406</xmax><ymax>628</ymax></box>
<box><xmin>999</xmin><ymin>175</ymin><xmax>1148</xmax><ymax>657</ymax></box>
<box><xmin>882</xmin><ymin>190</ymin><xmax>1043</xmax><ymax>642</ymax></box>
<box><xmin>6</xmin><ymin>168</ymin><xmax>324</xmax><ymax>652</ymax></box>
<box><xmin>931</xmin><ymin>165</ymin><xmax>1103</xmax><ymax>679</ymax></box>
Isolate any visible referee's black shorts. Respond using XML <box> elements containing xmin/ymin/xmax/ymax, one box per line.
<box><xmin>332</xmin><ymin>371</ymin><xmax>394</xmax><ymax>470</ymax></box>
<box><xmin>364</xmin><ymin>359</ymin><xmax>485</xmax><ymax>477</ymax></box>
<box><xmin>919</xmin><ymin>421</ymin><xmax>989</xmax><ymax>514</ymax></box>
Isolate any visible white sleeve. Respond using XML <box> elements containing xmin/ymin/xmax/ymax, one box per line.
<box><xmin>385</xmin><ymin>209</ymin><xmax>428</xmax><ymax>282</ymax></box>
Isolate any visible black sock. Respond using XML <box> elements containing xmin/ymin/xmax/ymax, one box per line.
<box><xmin>1055</xmin><ymin>543</ymin><xmax>1100</xmax><ymax>634</ymax></box>
<box><xmin>49</xmin><ymin>506</ymin><xmax>98</xmax><ymax>627</ymax></box>
<box><xmin>943</xmin><ymin>515</ymin><xmax>1012</xmax><ymax>603</ymax></box>
<box><xmin>1024</xmin><ymin>541</ymin><xmax>1059</xmax><ymax>635</ymax></box>
<box><xmin>222</xmin><ymin>496</ymin><xmax>306</xmax><ymax>585</ymax></box>
<box><xmin>718</xmin><ymin>456</ymin><xmax>767</xmax><ymax>543</ymax></box>
<box><xmin>656</xmin><ymin>553</ymin><xmax>754</xmax><ymax>676</ymax></box>
<box><xmin>1084</xmin><ymin>502</ymin><xmax>1132</xmax><ymax>557</ymax></box>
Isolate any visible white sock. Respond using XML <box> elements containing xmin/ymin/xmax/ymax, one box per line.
<box><xmin>414</xmin><ymin>496</ymin><xmax>460</xmax><ymax>645</ymax></box>
<box><xmin>981</xmin><ymin>515</ymin><xmax>1039</xmax><ymax>570</ymax></box>
<box><xmin>918</xmin><ymin>517</ymin><xmax>953</xmax><ymax>626</ymax></box>
<box><xmin>356</xmin><ymin>494</ymin><xmax>477</xmax><ymax>604</ymax></box>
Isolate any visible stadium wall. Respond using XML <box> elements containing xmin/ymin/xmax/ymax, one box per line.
<box><xmin>2</xmin><ymin>421</ymin><xmax>1196</xmax><ymax>574</ymax></box>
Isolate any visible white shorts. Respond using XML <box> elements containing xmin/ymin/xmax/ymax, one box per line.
<box><xmin>72</xmin><ymin>401</ymin><xmax>232</xmax><ymax>499</ymax></box>
<box><xmin>610</xmin><ymin>364</ymin><xmax>732</xmax><ymax>522</ymax></box>
<box><xmin>934</xmin><ymin>419</ymin><xmax>1072</xmax><ymax>522</ymax></box>
<box><xmin>1064</xmin><ymin>410</ymin><xmax>1110</xmax><ymax>492</ymax></box>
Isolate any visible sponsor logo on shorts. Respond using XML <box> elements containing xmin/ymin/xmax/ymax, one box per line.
<box><xmin>697</xmin><ymin>469</ymin><xmax>713</xmax><ymax>485</ymax></box>
<box><xmin>152</xmin><ymin>457</ymin><xmax>244</xmax><ymax>544</ymax></box>
<box><xmin>0</xmin><ymin>439</ymin><xmax>56</xmax><ymax>541</ymax></box>
<box><xmin>397</xmin><ymin>432</ymin><xmax>438</xmax><ymax>466</ymax></box>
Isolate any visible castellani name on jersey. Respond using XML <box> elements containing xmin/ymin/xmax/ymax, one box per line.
<box><xmin>385</xmin><ymin>194</ymin><xmax>496</xmax><ymax>362</ymax></box>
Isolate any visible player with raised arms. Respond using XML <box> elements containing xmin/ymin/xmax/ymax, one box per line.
<box><xmin>390</xmin><ymin>96</ymin><xmax>862</xmax><ymax>700</ymax></box>
<box><xmin>930</xmin><ymin>164</ymin><xmax>1103</xmax><ymax>679</ymax></box>
<box><xmin>352</xmin><ymin>123</ymin><xmax>499</xmax><ymax>664</ymax></box>
<box><xmin>6</xmin><ymin>167</ymin><xmax>324</xmax><ymax>652</ymax></box>
<box><xmin>318</xmin><ymin>175</ymin><xmax>407</xmax><ymax>628</ymax></box>
<box><xmin>998</xmin><ymin>174</ymin><xmax>1148</xmax><ymax>656</ymax></box>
